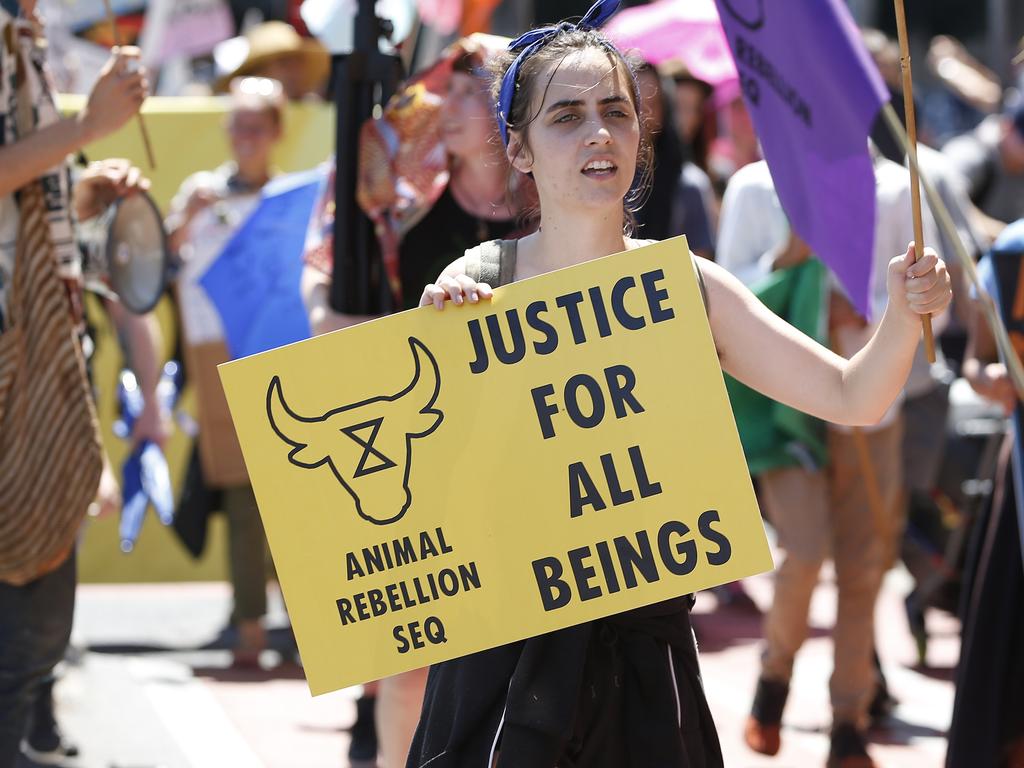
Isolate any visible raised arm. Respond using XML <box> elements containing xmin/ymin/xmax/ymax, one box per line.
<box><xmin>0</xmin><ymin>48</ymin><xmax>146</xmax><ymax>198</ymax></box>
<box><xmin>706</xmin><ymin>244</ymin><xmax>950</xmax><ymax>426</ymax></box>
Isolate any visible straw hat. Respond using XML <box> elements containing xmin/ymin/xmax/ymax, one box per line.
<box><xmin>214</xmin><ymin>21</ymin><xmax>329</xmax><ymax>95</ymax></box>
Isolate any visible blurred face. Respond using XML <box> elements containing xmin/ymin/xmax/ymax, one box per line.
<box><xmin>674</xmin><ymin>80</ymin><xmax>706</xmax><ymax>143</ymax></box>
<box><xmin>509</xmin><ymin>48</ymin><xmax>640</xmax><ymax>216</ymax></box>
<box><xmin>227</xmin><ymin>107</ymin><xmax>281</xmax><ymax>166</ymax></box>
<box><xmin>636</xmin><ymin>68</ymin><xmax>664</xmax><ymax>136</ymax></box>
<box><xmin>440</xmin><ymin>71</ymin><xmax>497</xmax><ymax>159</ymax></box>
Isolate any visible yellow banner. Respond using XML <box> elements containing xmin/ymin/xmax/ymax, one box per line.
<box><xmin>58</xmin><ymin>95</ymin><xmax>334</xmax><ymax>211</ymax></box>
<box><xmin>219</xmin><ymin>237</ymin><xmax>772</xmax><ymax>695</ymax></box>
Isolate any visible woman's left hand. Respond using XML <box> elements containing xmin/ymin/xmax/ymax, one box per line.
<box><xmin>887</xmin><ymin>242</ymin><xmax>952</xmax><ymax>323</ymax></box>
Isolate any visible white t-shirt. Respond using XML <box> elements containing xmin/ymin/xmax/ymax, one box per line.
<box><xmin>167</xmin><ymin>163</ymin><xmax>262</xmax><ymax>345</ymax></box>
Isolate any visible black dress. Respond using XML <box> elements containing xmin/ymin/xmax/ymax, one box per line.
<box><xmin>946</xmin><ymin>442</ymin><xmax>1024</xmax><ymax>768</ymax></box>
<box><xmin>405</xmin><ymin>240</ymin><xmax>724</xmax><ymax>768</ymax></box>
<box><xmin>407</xmin><ymin>597</ymin><xmax>723</xmax><ymax>768</ymax></box>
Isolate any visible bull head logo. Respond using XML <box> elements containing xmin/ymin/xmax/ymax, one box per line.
<box><xmin>266</xmin><ymin>337</ymin><xmax>443</xmax><ymax>525</ymax></box>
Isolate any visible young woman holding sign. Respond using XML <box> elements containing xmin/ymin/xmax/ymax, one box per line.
<box><xmin>412</xmin><ymin>2</ymin><xmax>952</xmax><ymax>766</ymax></box>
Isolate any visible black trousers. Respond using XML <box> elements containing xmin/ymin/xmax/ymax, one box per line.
<box><xmin>0</xmin><ymin>553</ymin><xmax>76</xmax><ymax>768</ymax></box>
<box><xmin>947</xmin><ymin>455</ymin><xmax>1024</xmax><ymax>768</ymax></box>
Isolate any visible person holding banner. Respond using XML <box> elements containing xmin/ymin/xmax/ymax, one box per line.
<box><xmin>411</xmin><ymin>3</ymin><xmax>951</xmax><ymax>767</ymax></box>
<box><xmin>716</xmin><ymin>153</ymin><xmax>942</xmax><ymax>765</ymax></box>
<box><xmin>166</xmin><ymin>76</ymin><xmax>287</xmax><ymax>668</ymax></box>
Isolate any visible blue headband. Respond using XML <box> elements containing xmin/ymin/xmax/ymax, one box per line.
<box><xmin>497</xmin><ymin>0</ymin><xmax>621</xmax><ymax>147</ymax></box>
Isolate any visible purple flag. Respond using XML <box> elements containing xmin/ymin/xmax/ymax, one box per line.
<box><xmin>713</xmin><ymin>0</ymin><xmax>888</xmax><ymax>317</ymax></box>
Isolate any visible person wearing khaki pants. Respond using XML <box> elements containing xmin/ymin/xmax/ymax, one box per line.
<box><xmin>717</xmin><ymin>152</ymin><xmax>939</xmax><ymax>767</ymax></box>
<box><xmin>748</xmin><ymin>418</ymin><xmax>905</xmax><ymax>761</ymax></box>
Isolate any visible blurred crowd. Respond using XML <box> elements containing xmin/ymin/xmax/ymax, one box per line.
<box><xmin>2</xmin><ymin>1</ymin><xmax>1024</xmax><ymax>767</ymax></box>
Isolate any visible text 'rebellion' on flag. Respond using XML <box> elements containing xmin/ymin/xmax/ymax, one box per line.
<box><xmin>713</xmin><ymin>0</ymin><xmax>889</xmax><ymax>318</ymax></box>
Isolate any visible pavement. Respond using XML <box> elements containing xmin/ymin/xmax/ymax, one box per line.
<box><xmin>23</xmin><ymin>564</ymin><xmax>958</xmax><ymax>768</ymax></box>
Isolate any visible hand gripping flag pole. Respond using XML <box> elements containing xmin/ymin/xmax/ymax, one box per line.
<box><xmin>893</xmin><ymin>0</ymin><xmax>935</xmax><ymax>362</ymax></box>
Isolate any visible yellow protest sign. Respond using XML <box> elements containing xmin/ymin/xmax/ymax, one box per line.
<box><xmin>219</xmin><ymin>237</ymin><xmax>773</xmax><ymax>695</ymax></box>
<box><xmin>58</xmin><ymin>94</ymin><xmax>334</xmax><ymax>211</ymax></box>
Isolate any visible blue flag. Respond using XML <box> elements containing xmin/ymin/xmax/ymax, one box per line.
<box><xmin>200</xmin><ymin>168</ymin><xmax>323</xmax><ymax>359</ymax></box>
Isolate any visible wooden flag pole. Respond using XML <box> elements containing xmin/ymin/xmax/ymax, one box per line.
<box><xmin>893</xmin><ymin>0</ymin><xmax>935</xmax><ymax>363</ymax></box>
<box><xmin>103</xmin><ymin>0</ymin><xmax>156</xmax><ymax>169</ymax></box>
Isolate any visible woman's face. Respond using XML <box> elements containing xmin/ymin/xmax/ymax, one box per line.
<box><xmin>511</xmin><ymin>48</ymin><xmax>640</xmax><ymax>216</ymax></box>
<box><xmin>440</xmin><ymin>71</ymin><xmax>496</xmax><ymax>159</ymax></box>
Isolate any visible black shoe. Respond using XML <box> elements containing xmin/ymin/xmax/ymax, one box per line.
<box><xmin>904</xmin><ymin>592</ymin><xmax>928</xmax><ymax>665</ymax></box>
<box><xmin>21</xmin><ymin>677</ymin><xmax>79</xmax><ymax>766</ymax></box>
<box><xmin>20</xmin><ymin>726</ymin><xmax>80</xmax><ymax>766</ymax></box>
<box><xmin>826</xmin><ymin>722</ymin><xmax>876</xmax><ymax>768</ymax></box>
<box><xmin>868</xmin><ymin>647</ymin><xmax>898</xmax><ymax>726</ymax></box>
<box><xmin>868</xmin><ymin>683</ymin><xmax>897</xmax><ymax>726</ymax></box>
<box><xmin>348</xmin><ymin>694</ymin><xmax>378</xmax><ymax>764</ymax></box>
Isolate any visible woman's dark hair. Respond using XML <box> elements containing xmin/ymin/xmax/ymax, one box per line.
<box><xmin>488</xmin><ymin>27</ymin><xmax>654</xmax><ymax>236</ymax></box>
<box><xmin>452</xmin><ymin>49</ymin><xmax>484</xmax><ymax>76</ymax></box>
<box><xmin>633</xmin><ymin>62</ymin><xmax>684</xmax><ymax>241</ymax></box>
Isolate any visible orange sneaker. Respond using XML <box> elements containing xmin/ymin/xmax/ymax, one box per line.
<box><xmin>744</xmin><ymin>715</ymin><xmax>781</xmax><ymax>756</ymax></box>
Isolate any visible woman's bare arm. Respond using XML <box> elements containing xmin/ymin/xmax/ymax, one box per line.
<box><xmin>705</xmin><ymin>246</ymin><xmax>949</xmax><ymax>426</ymax></box>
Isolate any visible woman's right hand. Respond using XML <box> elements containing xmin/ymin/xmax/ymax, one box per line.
<box><xmin>420</xmin><ymin>275</ymin><xmax>493</xmax><ymax>310</ymax></box>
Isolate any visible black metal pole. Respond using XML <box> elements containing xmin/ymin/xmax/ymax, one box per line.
<box><xmin>329</xmin><ymin>0</ymin><xmax>402</xmax><ymax>315</ymax></box>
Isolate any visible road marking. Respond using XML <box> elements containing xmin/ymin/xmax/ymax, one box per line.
<box><xmin>129</xmin><ymin>658</ymin><xmax>266</xmax><ymax>768</ymax></box>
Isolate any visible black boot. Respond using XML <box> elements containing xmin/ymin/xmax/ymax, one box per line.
<box><xmin>827</xmin><ymin>722</ymin><xmax>876</xmax><ymax>768</ymax></box>
<box><xmin>21</xmin><ymin>676</ymin><xmax>80</xmax><ymax>765</ymax></box>
<box><xmin>868</xmin><ymin>647</ymin><xmax>898</xmax><ymax>726</ymax></box>
<box><xmin>744</xmin><ymin>677</ymin><xmax>789</xmax><ymax>756</ymax></box>
<box><xmin>348</xmin><ymin>694</ymin><xmax>378</xmax><ymax>766</ymax></box>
